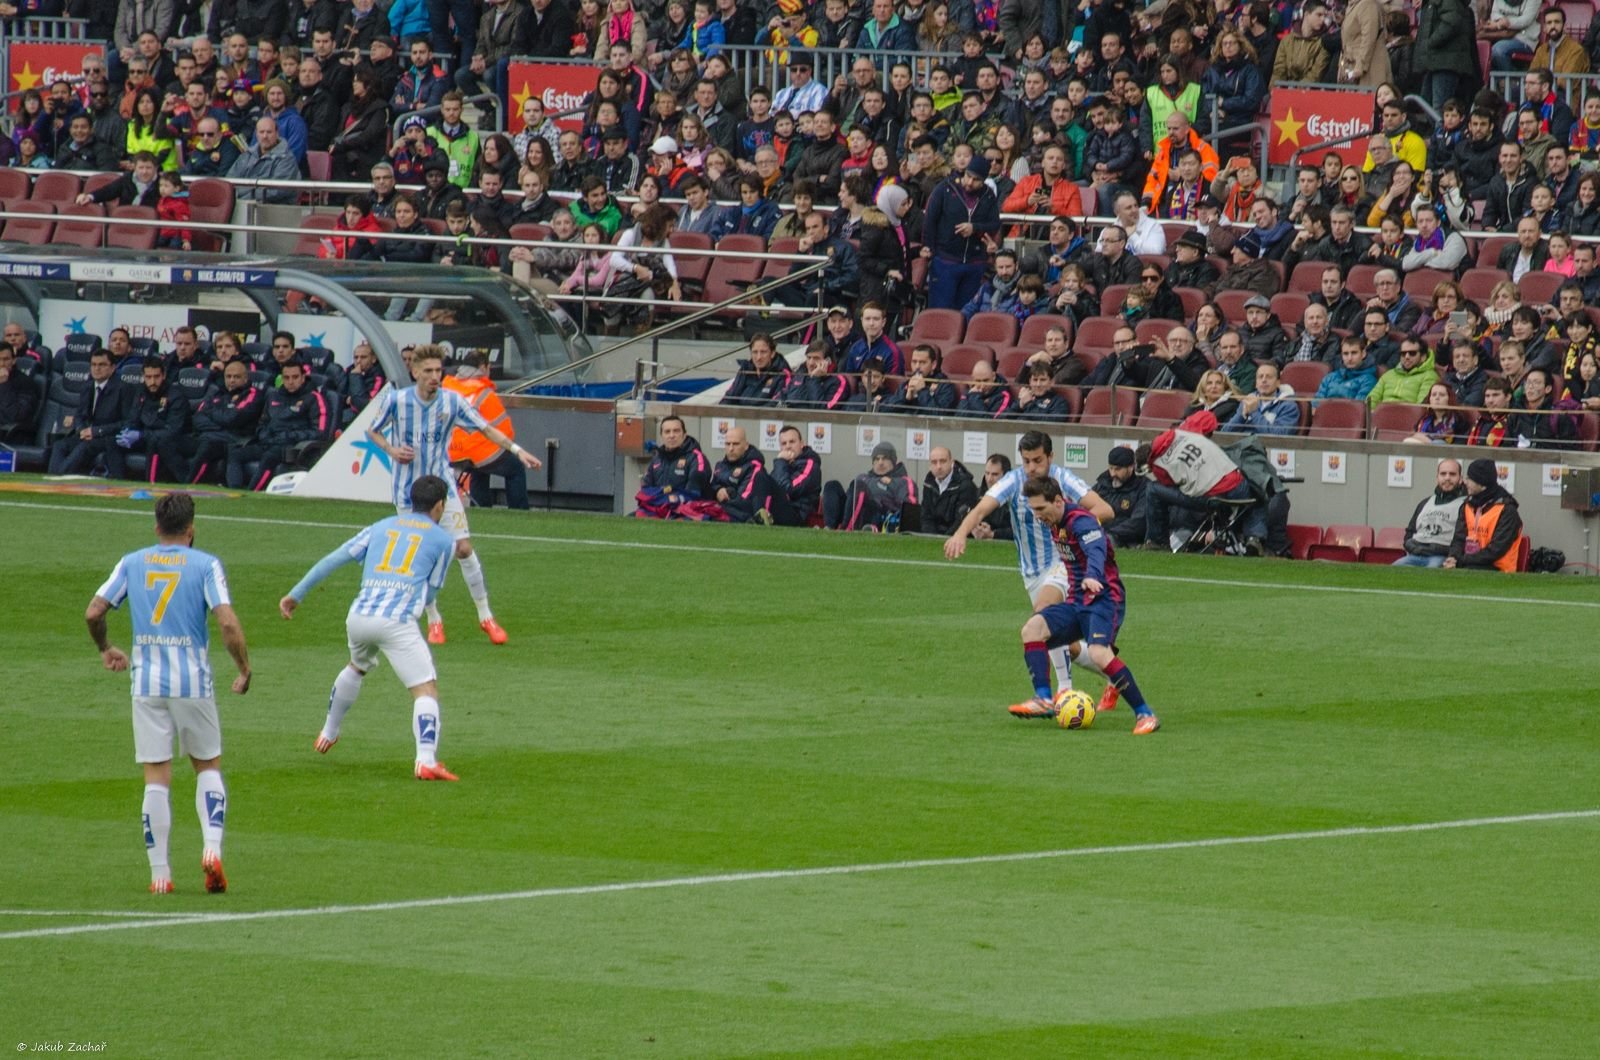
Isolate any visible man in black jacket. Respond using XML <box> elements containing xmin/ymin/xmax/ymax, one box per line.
<box><xmin>920</xmin><ymin>446</ymin><xmax>978</xmax><ymax>536</ymax></box>
<box><xmin>49</xmin><ymin>350</ymin><xmax>128</xmax><ymax>474</ymax></box>
<box><xmin>1453</xmin><ymin>107</ymin><xmax>1504</xmax><ymax>200</ymax></box>
<box><xmin>1284</xmin><ymin>206</ymin><xmax>1369</xmax><ymax>278</ymax></box>
<box><xmin>722</xmin><ymin>333</ymin><xmax>791</xmax><ymax>406</ymax></box>
<box><xmin>784</xmin><ymin>110</ymin><xmax>849</xmax><ymax>204</ymax></box>
<box><xmin>884</xmin><ymin>344</ymin><xmax>959</xmax><ymax>415</ymax></box>
<box><xmin>106</xmin><ymin>356</ymin><xmax>192</xmax><ymax>482</ymax></box>
<box><xmin>1309</xmin><ymin>264</ymin><xmax>1367</xmax><ymax>333</ymax></box>
<box><xmin>54</xmin><ymin>114</ymin><xmax>117</xmax><ymax>171</ymax></box>
<box><xmin>770</xmin><ymin>425</ymin><xmax>822</xmax><ymax>525</ymax></box>
<box><xmin>957</xmin><ymin>361</ymin><xmax>1013</xmax><ymax>418</ymax></box>
<box><xmin>296</xmin><ymin>57</ymin><xmax>341</xmax><ymax>152</ymax></box>
<box><xmin>76</xmin><ymin>153</ymin><xmax>160</xmax><ymax>208</ymax></box>
<box><xmin>226</xmin><ymin>360</ymin><xmax>330</xmax><ymax>490</ymax></box>
<box><xmin>157</xmin><ymin>359</ymin><xmax>264</xmax><ymax>483</ymax></box>
<box><xmin>1093</xmin><ymin>446</ymin><xmax>1148</xmax><ymax>547</ymax></box>
<box><xmin>710</xmin><ymin>427</ymin><xmax>780</xmax><ymax>523</ymax></box>
<box><xmin>0</xmin><ymin>347</ymin><xmax>37</xmax><ymax>443</ymax></box>
<box><xmin>521</xmin><ymin>0</ymin><xmax>576</xmax><ymax>57</ymax></box>
<box><xmin>1482</xmin><ymin>141</ymin><xmax>1536</xmax><ymax>232</ymax></box>
<box><xmin>339</xmin><ymin>340</ymin><xmax>388</xmax><ymax>426</ymax></box>
<box><xmin>641</xmin><ymin>415</ymin><xmax>712</xmax><ymax>499</ymax></box>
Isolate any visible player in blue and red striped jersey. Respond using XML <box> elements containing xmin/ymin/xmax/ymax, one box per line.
<box><xmin>85</xmin><ymin>492</ymin><xmax>253</xmax><ymax>894</ymax></box>
<box><xmin>1010</xmin><ymin>476</ymin><xmax>1161</xmax><ymax>734</ymax></box>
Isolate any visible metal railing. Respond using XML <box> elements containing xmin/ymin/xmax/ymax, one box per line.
<box><xmin>507</xmin><ymin>257</ymin><xmax>830</xmax><ymax>394</ymax></box>
<box><xmin>389</xmin><ymin>92</ymin><xmax>505</xmax><ymax>140</ymax></box>
<box><xmin>1491</xmin><ymin>70</ymin><xmax>1598</xmax><ymax>115</ymax></box>
<box><xmin>630</xmin><ymin>308</ymin><xmax>827</xmax><ymax>400</ymax></box>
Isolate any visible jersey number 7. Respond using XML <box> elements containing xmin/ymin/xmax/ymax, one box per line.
<box><xmin>145</xmin><ymin>571</ymin><xmax>181</xmax><ymax>625</ymax></box>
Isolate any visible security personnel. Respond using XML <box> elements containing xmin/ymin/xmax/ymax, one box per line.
<box><xmin>443</xmin><ymin>351</ymin><xmax>528</xmax><ymax>510</ymax></box>
<box><xmin>1445</xmin><ymin>459</ymin><xmax>1526</xmax><ymax>572</ymax></box>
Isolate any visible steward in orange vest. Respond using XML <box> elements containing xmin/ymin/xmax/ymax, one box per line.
<box><xmin>1446</xmin><ymin>459</ymin><xmax>1526</xmax><ymax>572</ymax></box>
<box><xmin>442</xmin><ymin>351</ymin><xmax>530</xmax><ymax>509</ymax></box>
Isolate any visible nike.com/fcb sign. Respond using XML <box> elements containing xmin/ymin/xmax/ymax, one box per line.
<box><xmin>1268</xmin><ymin>86</ymin><xmax>1377</xmax><ymax>167</ymax></box>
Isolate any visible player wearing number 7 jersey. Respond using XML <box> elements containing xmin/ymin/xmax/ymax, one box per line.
<box><xmin>85</xmin><ymin>492</ymin><xmax>253</xmax><ymax>895</ymax></box>
<box><xmin>281</xmin><ymin>475</ymin><xmax>462</xmax><ymax>780</ymax></box>
<box><xmin>365</xmin><ymin>343</ymin><xmax>541</xmax><ymax>646</ymax></box>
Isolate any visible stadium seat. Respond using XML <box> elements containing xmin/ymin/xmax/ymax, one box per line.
<box><xmin>1054</xmin><ymin>386</ymin><xmax>1084</xmax><ymax>420</ymax></box>
<box><xmin>1280</xmin><ymin>360</ymin><xmax>1328</xmax><ymax>394</ymax></box>
<box><xmin>176</xmin><ymin>365</ymin><xmax>212</xmax><ymax>403</ymax></box>
<box><xmin>1288</xmin><ymin>261</ymin><xmax>1330</xmax><ymax>292</ymax></box>
<box><xmin>29</xmin><ymin>170</ymin><xmax>80</xmax><ymax>205</ymax></box>
<box><xmin>996</xmin><ymin>348</ymin><xmax>1033</xmax><ymax>381</ymax></box>
<box><xmin>1134</xmin><ymin>389</ymin><xmax>1190</xmax><ymax>428</ymax></box>
<box><xmin>292</xmin><ymin>212</ymin><xmax>339</xmax><ymax>256</ymax></box>
<box><xmin>56</xmin><ymin>333</ymin><xmax>100</xmax><ymax>362</ymax></box>
<box><xmin>1269</xmin><ymin>292</ymin><xmax>1309</xmax><ymax>323</ymax></box>
<box><xmin>1018</xmin><ymin>313</ymin><xmax>1070</xmax><ymax>349</ymax></box>
<box><xmin>964</xmin><ymin>311</ymin><xmax>1018</xmax><ymax>349</ymax></box>
<box><xmin>1514</xmin><ymin>536</ymin><xmax>1531</xmax><ymax>572</ymax></box>
<box><xmin>1361</xmin><ymin>526</ymin><xmax>1408</xmax><ymax>565</ymax></box>
<box><xmin>1307</xmin><ymin>398</ymin><xmax>1366</xmax><ymax>439</ymax></box>
<box><xmin>1213</xmin><ymin>290</ymin><xmax>1256</xmax><ymax>323</ymax></box>
<box><xmin>1574</xmin><ymin>411</ymin><xmax>1599</xmax><ymax>452</ymax></box>
<box><xmin>305</xmin><ymin>150</ymin><xmax>332</xmax><ymax>184</ymax></box>
<box><xmin>908</xmin><ymin>308</ymin><xmax>964</xmax><ymax>346</ymax></box>
<box><xmin>1476</xmin><ymin>236</ymin><xmax>1514</xmax><ymax>269</ymax></box>
<box><xmin>1517</xmin><ymin>271</ymin><xmax>1565</xmax><ymax>306</ymax></box>
<box><xmin>83</xmin><ymin>172</ymin><xmax>120</xmax><ymax>199</ymax></box>
<box><xmin>1173</xmin><ymin>286</ymin><xmax>1207</xmax><ymax>319</ymax></box>
<box><xmin>1079</xmin><ymin>386</ymin><xmax>1137</xmax><ymax>425</ymax></box>
<box><xmin>248</xmin><ymin>369</ymin><xmax>272</xmax><ymax>390</ymax></box>
<box><xmin>1345</xmin><ymin>264</ymin><xmax>1382</xmax><ymax>300</ymax></box>
<box><xmin>106</xmin><ymin>205</ymin><xmax>157</xmax><ymax>250</ymax></box>
<box><xmin>1129</xmin><ymin>318</ymin><xmax>1177</xmax><ymax>346</ymax></box>
<box><xmin>49</xmin><ymin>203</ymin><xmax>105</xmax><ymax>249</ymax></box>
<box><xmin>1369</xmin><ymin>402</ymin><xmax>1424</xmax><ymax>441</ymax></box>
<box><xmin>667</xmin><ymin>230</ymin><xmax>713</xmax><ymax>294</ymax></box>
<box><xmin>508</xmin><ymin>222</ymin><xmax>550</xmax><ymax>243</ymax></box>
<box><xmin>116</xmin><ymin>361</ymin><xmax>145</xmax><ymax>387</ymax></box>
<box><xmin>187</xmin><ymin>178</ymin><xmax>236</xmax><ymax>252</ymax></box>
<box><xmin>298</xmin><ymin>347</ymin><xmax>334</xmax><ymax>374</ymax></box>
<box><xmin>1</xmin><ymin>200</ymin><xmax>54</xmax><ymax>244</ymax></box>
<box><xmin>698</xmin><ymin>246</ymin><xmax>763</xmax><ymax>325</ymax></box>
<box><xmin>129</xmin><ymin>337</ymin><xmax>159</xmax><ymax>359</ymax></box>
<box><xmin>1099</xmin><ymin>283</ymin><xmax>1133</xmax><ymax>317</ymax></box>
<box><xmin>1401</xmin><ymin>268</ymin><xmax>1452</xmax><ymax>301</ymax></box>
<box><xmin>758</xmin><ymin>238</ymin><xmax>800</xmax><ymax>284</ymax></box>
<box><xmin>1307</xmin><ymin>524</ymin><xmax>1373</xmax><ymax>562</ymax></box>
<box><xmin>0</xmin><ymin>168</ymin><xmax>30</xmax><ymax>200</ymax></box>
<box><xmin>421</xmin><ymin>218</ymin><xmax>447</xmax><ymax>236</ymax></box>
<box><xmin>1073</xmin><ymin>316</ymin><xmax>1122</xmax><ymax>356</ymax></box>
<box><xmin>941</xmin><ymin>344</ymin><xmax>992</xmax><ymax>378</ymax></box>
<box><xmin>1459</xmin><ymin>267</ymin><xmax>1510</xmax><ymax>303</ymax></box>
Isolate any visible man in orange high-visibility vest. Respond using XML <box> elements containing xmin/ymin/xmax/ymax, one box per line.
<box><xmin>1444</xmin><ymin>459</ymin><xmax>1526</xmax><ymax>572</ymax></box>
<box><xmin>442</xmin><ymin>351</ymin><xmax>530</xmax><ymax>510</ymax></box>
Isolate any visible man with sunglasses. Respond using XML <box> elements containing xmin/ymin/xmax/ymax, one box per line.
<box><xmin>85</xmin><ymin>79</ymin><xmax>128</xmax><ymax>157</ymax></box>
<box><xmin>181</xmin><ymin>117</ymin><xmax>241</xmax><ymax>177</ymax></box>
<box><xmin>1135</xmin><ymin>265</ymin><xmax>1184</xmax><ymax>322</ymax></box>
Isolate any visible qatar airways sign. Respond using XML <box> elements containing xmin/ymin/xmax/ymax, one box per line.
<box><xmin>506</xmin><ymin>61</ymin><xmax>597</xmax><ymax>134</ymax></box>
<box><xmin>1268</xmin><ymin>86</ymin><xmax>1377</xmax><ymax>166</ymax></box>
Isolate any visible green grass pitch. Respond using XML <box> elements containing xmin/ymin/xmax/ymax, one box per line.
<box><xmin>2</xmin><ymin>490</ymin><xmax>1597</xmax><ymax>1058</ymax></box>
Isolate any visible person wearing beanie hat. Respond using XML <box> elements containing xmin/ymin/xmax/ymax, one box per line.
<box><xmin>923</xmin><ymin>140</ymin><xmax>1002</xmax><ymax>309</ymax></box>
<box><xmin>1445</xmin><ymin>459</ymin><xmax>1525</xmax><ymax>570</ymax></box>
<box><xmin>821</xmin><ymin>439</ymin><xmax>917</xmax><ymax>531</ymax></box>
<box><xmin>1215</xmin><ymin>226</ymin><xmax>1282</xmax><ymax>298</ymax></box>
<box><xmin>1093</xmin><ymin>446</ymin><xmax>1148</xmax><ymax>547</ymax></box>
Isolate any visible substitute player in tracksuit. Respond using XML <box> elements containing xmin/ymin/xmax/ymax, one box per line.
<box><xmin>226</xmin><ymin>359</ymin><xmax>330</xmax><ymax>490</ymax></box>
<box><xmin>1011</xmin><ymin>476</ymin><xmax>1161</xmax><ymax>735</ymax></box>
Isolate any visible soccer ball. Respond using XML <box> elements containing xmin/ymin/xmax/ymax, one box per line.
<box><xmin>1054</xmin><ymin>689</ymin><xmax>1097</xmax><ymax>730</ymax></box>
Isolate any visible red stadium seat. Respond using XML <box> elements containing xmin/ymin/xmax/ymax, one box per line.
<box><xmin>1279</xmin><ymin>360</ymin><xmax>1328</xmax><ymax>394</ymax></box>
<box><xmin>1345</xmin><ymin>264</ymin><xmax>1382</xmax><ymax>300</ymax></box>
<box><xmin>1515</xmin><ymin>535</ymin><xmax>1531</xmax><ymax>572</ymax></box>
<box><xmin>1369</xmin><ymin>402</ymin><xmax>1424</xmax><ymax>440</ymax></box>
<box><xmin>699</xmin><ymin>248</ymin><xmax>763</xmax><ymax>323</ymax></box>
<box><xmin>292</xmin><ymin>212</ymin><xmax>339</xmax><ymax>256</ymax></box>
<box><xmin>1174</xmin><ymin>286</ymin><xmax>1207</xmax><ymax>319</ymax></box>
<box><xmin>82</xmin><ymin>172</ymin><xmax>120</xmax><ymax>199</ymax></box>
<box><xmin>1285</xmin><ymin>523</ymin><xmax>1321</xmax><ymax>560</ymax></box>
<box><xmin>1</xmin><ymin>200</ymin><xmax>53</xmax><ymax>244</ymax></box>
<box><xmin>1270</xmin><ymin>292</ymin><xmax>1309</xmax><ymax>324</ymax></box>
<box><xmin>1361</xmin><ymin>526</ymin><xmax>1409</xmax><ymax>565</ymax></box>
<box><xmin>105</xmin><ymin>205</ymin><xmax>156</xmax><ymax>250</ymax></box>
<box><xmin>186</xmin><ymin>177</ymin><xmax>235</xmax><ymax>252</ymax></box>
<box><xmin>1018</xmin><ymin>313</ymin><xmax>1071</xmax><ymax>348</ymax></box>
<box><xmin>964</xmin><ymin>311</ymin><xmax>1018</xmax><ymax>349</ymax></box>
<box><xmin>1288</xmin><ymin>261</ymin><xmax>1332</xmax><ymax>292</ymax></box>
<box><xmin>1476</xmin><ymin>236</ymin><xmax>1514</xmax><ymax>269</ymax></box>
<box><xmin>29</xmin><ymin>170</ymin><xmax>80</xmax><ymax>205</ymax></box>
<box><xmin>1079</xmin><ymin>386</ymin><xmax>1137</xmax><ymax>425</ymax></box>
<box><xmin>667</xmin><ymin>230</ymin><xmax>713</xmax><ymax>293</ymax></box>
<box><xmin>1575</xmin><ymin>411</ymin><xmax>1599</xmax><ymax>452</ymax></box>
<box><xmin>1099</xmin><ymin>283</ymin><xmax>1132</xmax><ymax>317</ymax></box>
<box><xmin>1213</xmin><ymin>289</ymin><xmax>1256</xmax><ymax>322</ymax></box>
<box><xmin>508</xmin><ymin>222</ymin><xmax>550</xmax><ymax>243</ymax></box>
<box><xmin>1134</xmin><ymin>389</ymin><xmax>1191</xmax><ymax>428</ymax></box>
<box><xmin>49</xmin><ymin>203</ymin><xmax>103</xmax><ymax>249</ymax></box>
<box><xmin>1307</xmin><ymin>398</ymin><xmax>1367</xmax><ymax>439</ymax></box>
<box><xmin>941</xmin><ymin>344</ymin><xmax>993</xmax><ymax>378</ymax></box>
<box><xmin>908</xmin><ymin>308</ymin><xmax>963</xmax><ymax>345</ymax></box>
<box><xmin>1307</xmin><ymin>524</ymin><xmax>1373</xmax><ymax>562</ymax></box>
<box><xmin>759</xmin><ymin>237</ymin><xmax>800</xmax><ymax>283</ymax></box>
<box><xmin>996</xmin><ymin>348</ymin><xmax>1034</xmax><ymax>381</ymax></box>
<box><xmin>0</xmin><ymin>168</ymin><xmax>30</xmax><ymax>200</ymax></box>
<box><xmin>1517</xmin><ymin>271</ymin><xmax>1566</xmax><ymax>306</ymax></box>
<box><xmin>1073</xmin><ymin>316</ymin><xmax>1123</xmax><ymax>356</ymax></box>
<box><xmin>1459</xmin><ymin>267</ymin><xmax>1510</xmax><ymax>302</ymax></box>
<box><xmin>1134</xmin><ymin>318</ymin><xmax>1181</xmax><ymax>345</ymax></box>
<box><xmin>1402</xmin><ymin>268</ymin><xmax>1452</xmax><ymax>301</ymax></box>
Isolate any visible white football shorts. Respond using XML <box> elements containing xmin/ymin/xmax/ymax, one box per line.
<box><xmin>1023</xmin><ymin>564</ymin><xmax>1072</xmax><ymax>607</ymax></box>
<box><xmin>132</xmin><ymin>695</ymin><xmax>222</xmax><ymax>763</ymax></box>
<box><xmin>396</xmin><ymin>490</ymin><xmax>468</xmax><ymax>542</ymax></box>
<box><xmin>346</xmin><ymin>614</ymin><xmax>437</xmax><ymax>688</ymax></box>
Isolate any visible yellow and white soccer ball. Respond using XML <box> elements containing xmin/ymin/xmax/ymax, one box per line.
<box><xmin>1054</xmin><ymin>688</ymin><xmax>1097</xmax><ymax>730</ymax></box>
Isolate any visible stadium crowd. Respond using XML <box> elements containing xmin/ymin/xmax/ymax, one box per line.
<box><xmin>1</xmin><ymin>0</ymin><xmax>1598</xmax><ymax>515</ymax></box>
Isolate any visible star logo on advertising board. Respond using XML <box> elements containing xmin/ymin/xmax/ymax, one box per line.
<box><xmin>11</xmin><ymin>62</ymin><xmax>41</xmax><ymax>92</ymax></box>
<box><xmin>1273</xmin><ymin>108</ymin><xmax>1306</xmax><ymax>149</ymax></box>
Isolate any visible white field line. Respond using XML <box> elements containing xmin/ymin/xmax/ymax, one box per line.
<box><xmin>2</xmin><ymin>809</ymin><xmax>1594</xmax><ymax>943</ymax></box>
<box><xmin>0</xmin><ymin>909</ymin><xmax>208</xmax><ymax>919</ymax></box>
<box><xmin>3</xmin><ymin>500</ymin><xmax>1598</xmax><ymax>609</ymax></box>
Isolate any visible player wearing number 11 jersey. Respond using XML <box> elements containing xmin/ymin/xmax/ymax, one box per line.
<box><xmin>280</xmin><ymin>475</ymin><xmax>462</xmax><ymax>780</ymax></box>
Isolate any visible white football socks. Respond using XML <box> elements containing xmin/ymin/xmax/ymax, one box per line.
<box><xmin>195</xmin><ymin>770</ymin><xmax>226</xmax><ymax>858</ymax></box>
<box><xmin>1071</xmin><ymin>643</ymin><xmax>1105</xmax><ymax>675</ymax></box>
<box><xmin>425</xmin><ymin>601</ymin><xmax>442</xmax><ymax>625</ymax></box>
<box><xmin>457</xmin><ymin>552</ymin><xmax>493</xmax><ymax>622</ymax></box>
<box><xmin>323</xmin><ymin>665</ymin><xmax>364</xmax><ymax>743</ymax></box>
<box><xmin>142</xmin><ymin>783</ymin><xmax>171</xmax><ymax>881</ymax></box>
<box><xmin>413</xmin><ymin>696</ymin><xmax>440</xmax><ymax>766</ymax></box>
<box><xmin>1049</xmin><ymin>646</ymin><xmax>1072</xmax><ymax>690</ymax></box>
